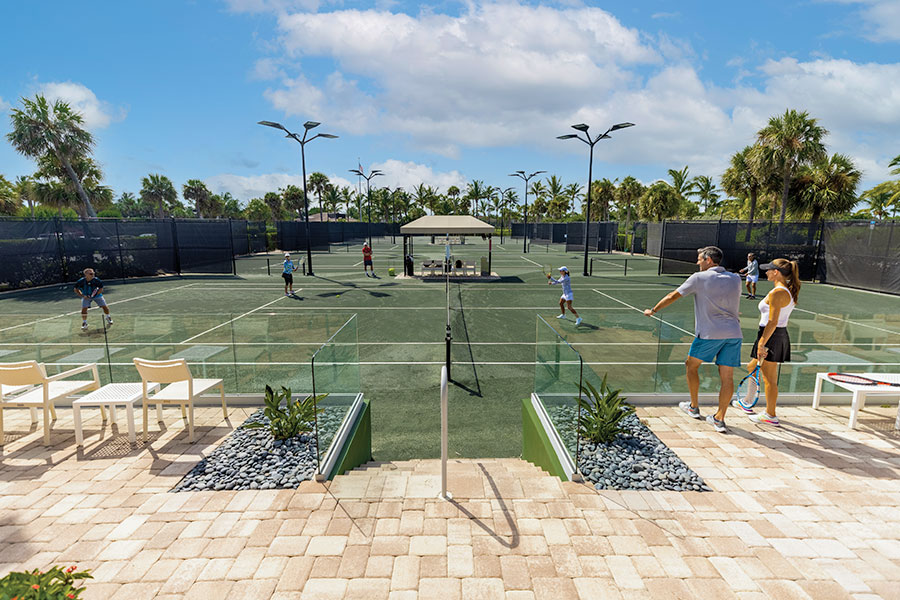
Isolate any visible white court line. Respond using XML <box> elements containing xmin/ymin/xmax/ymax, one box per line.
<box><xmin>0</xmin><ymin>283</ymin><xmax>197</xmax><ymax>333</ymax></box>
<box><xmin>591</xmin><ymin>257</ymin><xmax>629</xmax><ymax>269</ymax></box>
<box><xmin>60</xmin><ymin>360</ymin><xmax>900</xmax><ymax>367</ymax></box>
<box><xmin>265</xmin><ymin>306</ymin><xmax>631</xmax><ymax>311</ymax></box>
<box><xmin>179</xmin><ymin>293</ymin><xmax>291</xmax><ymax>344</ymax></box>
<box><xmin>794</xmin><ymin>308</ymin><xmax>900</xmax><ymax>336</ymax></box>
<box><xmin>592</xmin><ymin>288</ymin><xmax>694</xmax><ymax>336</ymax></box>
<box><xmin>352</xmin><ymin>260</ymin><xmax>364</xmax><ymax>266</ymax></box>
<box><xmin>15</xmin><ymin>340</ymin><xmax>892</xmax><ymax>347</ymax></box>
<box><xmin>521</xmin><ymin>256</ymin><xmax>543</xmax><ymax>268</ymax></box>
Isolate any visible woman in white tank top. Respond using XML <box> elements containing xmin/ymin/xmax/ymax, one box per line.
<box><xmin>732</xmin><ymin>258</ymin><xmax>800</xmax><ymax>426</ymax></box>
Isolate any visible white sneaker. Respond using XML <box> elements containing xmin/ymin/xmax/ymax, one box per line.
<box><xmin>556</xmin><ymin>314</ymin><xmax>566</xmax><ymax>319</ymax></box>
<box><xmin>106</xmin><ymin>317</ymin><xmax>113</xmax><ymax>325</ymax></box>
<box><xmin>81</xmin><ymin>322</ymin><xmax>88</xmax><ymax>330</ymax></box>
<box><xmin>575</xmin><ymin>317</ymin><xmax>583</xmax><ymax>326</ymax></box>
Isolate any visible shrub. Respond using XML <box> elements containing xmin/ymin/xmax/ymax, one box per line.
<box><xmin>577</xmin><ymin>376</ymin><xmax>634</xmax><ymax>445</ymax></box>
<box><xmin>0</xmin><ymin>565</ymin><xmax>92</xmax><ymax>599</ymax></box>
<box><xmin>244</xmin><ymin>385</ymin><xmax>325</xmax><ymax>440</ymax></box>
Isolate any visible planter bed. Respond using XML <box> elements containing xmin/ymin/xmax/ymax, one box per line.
<box><xmin>172</xmin><ymin>406</ymin><xmax>347</xmax><ymax>492</ymax></box>
<box><xmin>547</xmin><ymin>405</ymin><xmax>710</xmax><ymax>492</ymax></box>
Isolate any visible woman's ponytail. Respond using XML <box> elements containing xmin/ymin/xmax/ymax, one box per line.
<box><xmin>771</xmin><ymin>258</ymin><xmax>801</xmax><ymax>303</ymax></box>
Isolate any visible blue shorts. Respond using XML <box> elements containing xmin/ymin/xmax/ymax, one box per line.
<box><xmin>688</xmin><ymin>337</ymin><xmax>742</xmax><ymax>367</ymax></box>
<box><xmin>81</xmin><ymin>295</ymin><xmax>107</xmax><ymax>309</ymax></box>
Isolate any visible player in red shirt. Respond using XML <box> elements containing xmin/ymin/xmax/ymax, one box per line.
<box><xmin>362</xmin><ymin>243</ymin><xmax>375</xmax><ymax>277</ymax></box>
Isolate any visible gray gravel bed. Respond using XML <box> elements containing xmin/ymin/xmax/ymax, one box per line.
<box><xmin>547</xmin><ymin>405</ymin><xmax>710</xmax><ymax>492</ymax></box>
<box><xmin>172</xmin><ymin>406</ymin><xmax>348</xmax><ymax>492</ymax></box>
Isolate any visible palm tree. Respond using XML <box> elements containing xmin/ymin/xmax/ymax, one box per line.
<box><xmin>0</xmin><ymin>175</ymin><xmax>20</xmax><ymax>215</ymax></box>
<box><xmin>860</xmin><ymin>184</ymin><xmax>897</xmax><ymax>220</ymax></box>
<box><xmin>545</xmin><ymin>175</ymin><xmax>568</xmax><ymax>220</ymax></box>
<box><xmin>590</xmin><ymin>178</ymin><xmax>616</xmax><ymax>222</ymax></box>
<box><xmin>667</xmin><ymin>166</ymin><xmax>693</xmax><ymax>199</ymax></box>
<box><xmin>324</xmin><ymin>185</ymin><xmax>341</xmax><ymax>216</ymax></box>
<box><xmin>282</xmin><ymin>185</ymin><xmax>305</xmax><ymax>218</ymax></box>
<box><xmin>140</xmin><ymin>174</ymin><xmax>178</xmax><ymax>219</ymax></box>
<box><xmin>32</xmin><ymin>180</ymin><xmax>74</xmax><ymax>217</ymax></box>
<box><xmin>447</xmin><ymin>185</ymin><xmax>461</xmax><ymax>212</ymax></box>
<box><xmin>721</xmin><ymin>146</ymin><xmax>765</xmax><ymax>239</ymax></box>
<box><xmin>413</xmin><ymin>183</ymin><xmax>434</xmax><ymax>216</ymax></box>
<box><xmin>689</xmin><ymin>175</ymin><xmax>720</xmax><ymax>214</ymax></box>
<box><xmin>7</xmin><ymin>95</ymin><xmax>99</xmax><ymax>218</ymax></box>
<box><xmin>263</xmin><ymin>192</ymin><xmax>283</xmax><ymax>221</ymax></box>
<box><xmin>14</xmin><ymin>175</ymin><xmax>36</xmax><ymax>218</ymax></box>
<box><xmin>465</xmin><ymin>180</ymin><xmax>488</xmax><ymax>217</ymax></box>
<box><xmin>889</xmin><ymin>154</ymin><xmax>900</xmax><ymax>176</ymax></box>
<box><xmin>183</xmin><ymin>179</ymin><xmax>212</xmax><ymax>218</ymax></box>
<box><xmin>638</xmin><ymin>181</ymin><xmax>680</xmax><ymax>221</ymax></box>
<box><xmin>793</xmin><ymin>153</ymin><xmax>861</xmax><ymax>241</ymax></box>
<box><xmin>528</xmin><ymin>181</ymin><xmax>547</xmax><ymax>222</ymax></box>
<box><xmin>339</xmin><ymin>186</ymin><xmax>354</xmax><ymax>219</ymax></box>
<box><xmin>615</xmin><ymin>176</ymin><xmax>644</xmax><ymax>231</ymax></box>
<box><xmin>754</xmin><ymin>109</ymin><xmax>828</xmax><ymax>230</ymax></box>
<box><xmin>307</xmin><ymin>172</ymin><xmax>330</xmax><ymax>215</ymax></box>
<box><xmin>564</xmin><ymin>183</ymin><xmax>583</xmax><ymax>216</ymax></box>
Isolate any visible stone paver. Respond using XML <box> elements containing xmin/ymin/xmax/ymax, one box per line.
<box><xmin>1</xmin><ymin>405</ymin><xmax>899</xmax><ymax>598</ymax></box>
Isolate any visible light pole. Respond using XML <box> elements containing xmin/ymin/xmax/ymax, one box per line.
<box><xmin>509</xmin><ymin>170</ymin><xmax>545</xmax><ymax>253</ymax></box>
<box><xmin>349</xmin><ymin>166</ymin><xmax>384</xmax><ymax>247</ymax></box>
<box><xmin>258</xmin><ymin>120</ymin><xmax>338</xmax><ymax>276</ymax></box>
<box><xmin>384</xmin><ymin>186</ymin><xmax>402</xmax><ymax>244</ymax></box>
<box><xmin>557</xmin><ymin>122</ymin><xmax>634</xmax><ymax>276</ymax></box>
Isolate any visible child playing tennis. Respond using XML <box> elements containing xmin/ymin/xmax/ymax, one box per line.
<box><xmin>282</xmin><ymin>252</ymin><xmax>299</xmax><ymax>296</ymax></box>
<box><xmin>548</xmin><ymin>266</ymin><xmax>582</xmax><ymax>326</ymax></box>
<box><xmin>74</xmin><ymin>268</ymin><xmax>112</xmax><ymax>330</ymax></box>
<box><xmin>732</xmin><ymin>258</ymin><xmax>799</xmax><ymax>426</ymax></box>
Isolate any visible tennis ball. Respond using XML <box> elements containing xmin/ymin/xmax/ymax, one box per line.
<box><xmin>336</xmin><ymin>294</ymin><xmax>341</xmax><ymax>297</ymax></box>
<box><xmin>832</xmin><ymin>287</ymin><xmax>836</xmax><ymax>290</ymax></box>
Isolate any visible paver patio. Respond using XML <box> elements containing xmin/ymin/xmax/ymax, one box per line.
<box><xmin>0</xmin><ymin>403</ymin><xmax>898</xmax><ymax>599</ymax></box>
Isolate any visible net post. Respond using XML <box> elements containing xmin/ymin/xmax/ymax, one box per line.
<box><xmin>439</xmin><ymin>365</ymin><xmax>451</xmax><ymax>500</ymax></box>
<box><xmin>589</xmin><ymin>258</ymin><xmax>592</xmax><ymax>276</ymax></box>
<box><xmin>267</xmin><ymin>258</ymin><xmax>271</xmax><ymax>276</ymax></box>
<box><xmin>624</xmin><ymin>258</ymin><xmax>628</xmax><ymax>277</ymax></box>
<box><xmin>445</xmin><ymin>324</ymin><xmax>452</xmax><ymax>381</ymax></box>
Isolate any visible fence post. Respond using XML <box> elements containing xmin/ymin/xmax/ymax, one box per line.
<box><xmin>54</xmin><ymin>217</ymin><xmax>68</xmax><ymax>282</ymax></box>
<box><xmin>171</xmin><ymin>218</ymin><xmax>182</xmax><ymax>275</ymax></box>
<box><xmin>114</xmin><ymin>219</ymin><xmax>126</xmax><ymax>282</ymax></box>
<box><xmin>439</xmin><ymin>365</ymin><xmax>451</xmax><ymax>500</ymax></box>
<box><xmin>228</xmin><ymin>218</ymin><xmax>236</xmax><ymax>276</ymax></box>
<box><xmin>813</xmin><ymin>220</ymin><xmax>826</xmax><ymax>282</ymax></box>
<box><xmin>658</xmin><ymin>220</ymin><xmax>666</xmax><ymax>276</ymax></box>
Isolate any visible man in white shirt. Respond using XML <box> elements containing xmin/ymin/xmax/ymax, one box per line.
<box><xmin>643</xmin><ymin>246</ymin><xmax>742</xmax><ymax>433</ymax></box>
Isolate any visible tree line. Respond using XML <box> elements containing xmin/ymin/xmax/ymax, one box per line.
<box><xmin>2</xmin><ymin>96</ymin><xmax>898</xmax><ymax>225</ymax></box>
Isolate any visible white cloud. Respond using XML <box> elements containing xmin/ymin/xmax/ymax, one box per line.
<box><xmin>368</xmin><ymin>159</ymin><xmax>467</xmax><ymax>194</ymax></box>
<box><xmin>253</xmin><ymin>2</ymin><xmax>900</xmax><ymax>188</ymax></box>
<box><xmin>250</xmin><ymin>57</ymin><xmax>285</xmax><ymax>81</ymax></box>
<box><xmin>208</xmin><ymin>160</ymin><xmax>466</xmax><ymax>202</ymax></box>
<box><xmin>264</xmin><ymin>3</ymin><xmax>657</xmax><ymax>154</ymax></box>
<box><xmin>0</xmin><ymin>96</ymin><xmax>9</xmax><ymax>111</ymax></box>
<box><xmin>37</xmin><ymin>81</ymin><xmax>126</xmax><ymax>129</ymax></box>
<box><xmin>824</xmin><ymin>0</ymin><xmax>900</xmax><ymax>42</ymax></box>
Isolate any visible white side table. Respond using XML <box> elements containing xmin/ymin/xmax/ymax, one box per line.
<box><xmin>73</xmin><ymin>383</ymin><xmax>159</xmax><ymax>446</ymax></box>
<box><xmin>812</xmin><ymin>372</ymin><xmax>900</xmax><ymax>429</ymax></box>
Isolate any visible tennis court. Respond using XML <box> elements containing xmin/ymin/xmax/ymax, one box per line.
<box><xmin>3</xmin><ymin>235</ymin><xmax>899</xmax><ymax>459</ymax></box>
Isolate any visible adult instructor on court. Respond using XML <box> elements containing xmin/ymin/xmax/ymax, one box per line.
<box><xmin>643</xmin><ymin>246</ymin><xmax>742</xmax><ymax>433</ymax></box>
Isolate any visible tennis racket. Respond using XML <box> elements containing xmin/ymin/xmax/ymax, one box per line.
<box><xmin>543</xmin><ymin>265</ymin><xmax>552</xmax><ymax>280</ymax></box>
<box><xmin>735</xmin><ymin>365</ymin><xmax>760</xmax><ymax>410</ymax></box>
<box><xmin>827</xmin><ymin>373</ymin><xmax>900</xmax><ymax>387</ymax></box>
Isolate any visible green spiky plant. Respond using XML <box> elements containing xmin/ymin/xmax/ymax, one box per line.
<box><xmin>0</xmin><ymin>565</ymin><xmax>92</xmax><ymax>599</ymax></box>
<box><xmin>244</xmin><ymin>385</ymin><xmax>325</xmax><ymax>440</ymax></box>
<box><xmin>577</xmin><ymin>376</ymin><xmax>635</xmax><ymax>445</ymax></box>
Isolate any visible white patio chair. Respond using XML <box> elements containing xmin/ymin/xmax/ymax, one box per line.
<box><xmin>133</xmin><ymin>357</ymin><xmax>226</xmax><ymax>443</ymax></box>
<box><xmin>0</xmin><ymin>361</ymin><xmax>101</xmax><ymax>445</ymax></box>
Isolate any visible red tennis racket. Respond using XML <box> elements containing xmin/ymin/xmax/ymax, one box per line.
<box><xmin>827</xmin><ymin>373</ymin><xmax>900</xmax><ymax>387</ymax></box>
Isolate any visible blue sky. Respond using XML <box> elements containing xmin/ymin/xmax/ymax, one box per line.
<box><xmin>2</xmin><ymin>0</ymin><xmax>898</xmax><ymax>205</ymax></box>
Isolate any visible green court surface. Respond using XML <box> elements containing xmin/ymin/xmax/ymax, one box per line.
<box><xmin>2</xmin><ymin>235</ymin><xmax>899</xmax><ymax>460</ymax></box>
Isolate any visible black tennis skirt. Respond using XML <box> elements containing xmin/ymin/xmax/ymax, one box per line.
<box><xmin>750</xmin><ymin>326</ymin><xmax>791</xmax><ymax>363</ymax></box>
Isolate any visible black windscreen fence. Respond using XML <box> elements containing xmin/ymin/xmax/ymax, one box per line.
<box><xmin>658</xmin><ymin>220</ymin><xmax>823</xmax><ymax>280</ymax></box>
<box><xmin>646</xmin><ymin>223</ymin><xmax>663</xmax><ymax>257</ymax></box>
<box><xmin>824</xmin><ymin>221</ymin><xmax>900</xmax><ymax>294</ymax></box>
<box><xmin>174</xmin><ymin>220</ymin><xmax>233</xmax><ymax>273</ymax></box>
<box><xmin>564</xmin><ymin>222</ymin><xmax>618</xmax><ymax>252</ymax></box>
<box><xmin>630</xmin><ymin>222</ymin><xmax>648</xmax><ymax>254</ymax></box>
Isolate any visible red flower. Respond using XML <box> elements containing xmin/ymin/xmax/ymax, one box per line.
<box><xmin>31</xmin><ymin>584</ymin><xmax>41</xmax><ymax>589</ymax></box>
<box><xmin>67</xmin><ymin>594</ymin><xmax>76</xmax><ymax>599</ymax></box>
<box><xmin>66</xmin><ymin>566</ymin><xmax>77</xmax><ymax>573</ymax></box>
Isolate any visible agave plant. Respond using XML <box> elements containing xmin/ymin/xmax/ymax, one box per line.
<box><xmin>244</xmin><ymin>385</ymin><xmax>325</xmax><ymax>440</ymax></box>
<box><xmin>577</xmin><ymin>376</ymin><xmax>634</xmax><ymax>445</ymax></box>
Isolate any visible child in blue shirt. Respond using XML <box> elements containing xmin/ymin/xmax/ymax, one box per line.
<box><xmin>282</xmin><ymin>253</ymin><xmax>299</xmax><ymax>296</ymax></box>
